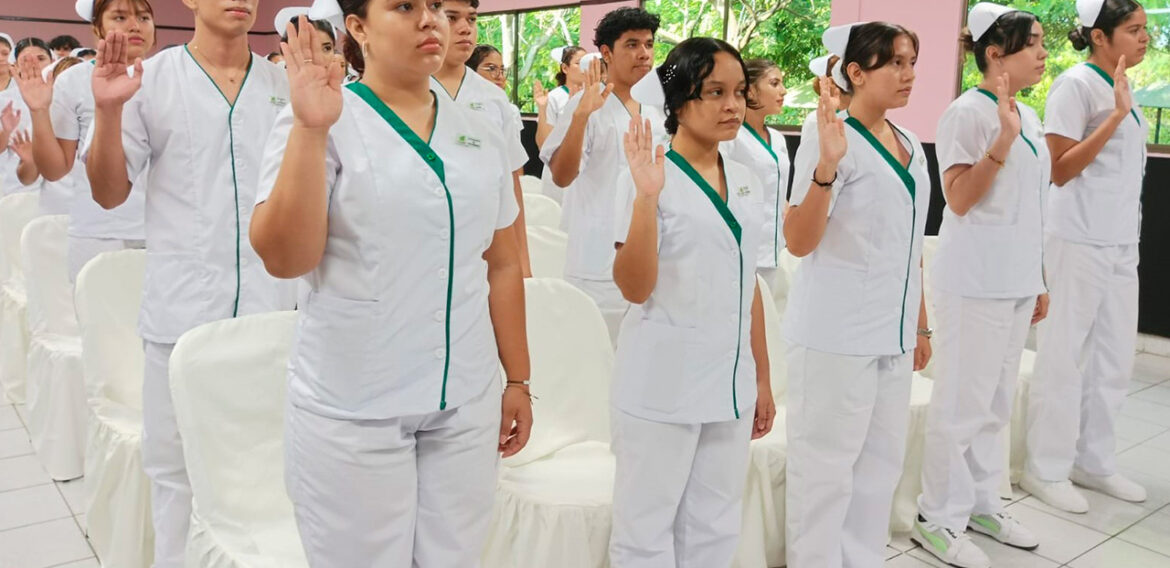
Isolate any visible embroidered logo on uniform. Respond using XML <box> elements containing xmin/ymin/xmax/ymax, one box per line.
<box><xmin>457</xmin><ymin>135</ymin><xmax>482</xmax><ymax>149</ymax></box>
<box><xmin>468</xmin><ymin>102</ymin><xmax>485</xmax><ymax>111</ymax></box>
<box><xmin>736</xmin><ymin>185</ymin><xmax>751</xmax><ymax>197</ymax></box>
<box><xmin>269</xmin><ymin>96</ymin><xmax>288</xmax><ymax>108</ymax></box>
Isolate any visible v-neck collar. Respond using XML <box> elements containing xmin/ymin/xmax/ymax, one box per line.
<box><xmin>1084</xmin><ymin>62</ymin><xmax>1142</xmax><ymax>126</ymax></box>
<box><xmin>844</xmin><ymin>114</ymin><xmax>916</xmax><ymax>198</ymax></box>
<box><xmin>347</xmin><ymin>82</ymin><xmax>444</xmax><ymax>183</ymax></box>
<box><xmin>744</xmin><ymin>123</ymin><xmax>778</xmax><ymax>164</ymax></box>
<box><xmin>183</xmin><ymin>45</ymin><xmax>254</xmax><ymax>108</ymax></box>
<box><xmin>435</xmin><ymin>66</ymin><xmax>467</xmax><ymax>101</ymax></box>
<box><xmin>665</xmin><ymin>149</ymin><xmax>741</xmax><ymax>245</ymax></box>
<box><xmin>973</xmin><ymin>88</ymin><xmax>1039</xmax><ymax>157</ymax></box>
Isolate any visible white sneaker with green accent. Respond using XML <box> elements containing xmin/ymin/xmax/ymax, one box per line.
<box><xmin>912</xmin><ymin>515</ymin><xmax>991</xmax><ymax>568</ymax></box>
<box><xmin>969</xmin><ymin>511</ymin><xmax>1040</xmax><ymax>550</ymax></box>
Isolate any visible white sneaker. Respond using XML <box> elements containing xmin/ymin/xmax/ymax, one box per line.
<box><xmin>969</xmin><ymin>511</ymin><xmax>1040</xmax><ymax>551</ymax></box>
<box><xmin>912</xmin><ymin>515</ymin><xmax>991</xmax><ymax>568</ymax></box>
<box><xmin>1071</xmin><ymin>468</ymin><xmax>1148</xmax><ymax>503</ymax></box>
<box><xmin>1021</xmin><ymin>473</ymin><xmax>1089</xmax><ymax>514</ymax></box>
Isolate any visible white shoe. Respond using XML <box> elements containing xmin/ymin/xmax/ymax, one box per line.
<box><xmin>912</xmin><ymin>515</ymin><xmax>991</xmax><ymax>568</ymax></box>
<box><xmin>1021</xmin><ymin>473</ymin><xmax>1089</xmax><ymax>514</ymax></box>
<box><xmin>1071</xmin><ymin>469</ymin><xmax>1148</xmax><ymax>503</ymax></box>
<box><xmin>969</xmin><ymin>511</ymin><xmax>1040</xmax><ymax>550</ymax></box>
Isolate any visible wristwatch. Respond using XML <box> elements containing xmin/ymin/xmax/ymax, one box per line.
<box><xmin>917</xmin><ymin>327</ymin><xmax>934</xmax><ymax>339</ymax></box>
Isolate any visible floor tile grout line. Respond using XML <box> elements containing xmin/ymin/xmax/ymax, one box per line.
<box><xmin>43</xmin><ymin>554</ymin><xmax>97</xmax><ymax>568</ymax></box>
<box><xmin>0</xmin><ymin>513</ymin><xmax>79</xmax><ymax>534</ymax></box>
<box><xmin>0</xmin><ymin>479</ymin><xmax>55</xmax><ymax>495</ymax></box>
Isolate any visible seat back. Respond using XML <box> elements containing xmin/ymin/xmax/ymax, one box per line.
<box><xmin>0</xmin><ymin>193</ymin><xmax>41</xmax><ymax>283</ymax></box>
<box><xmin>522</xmin><ymin>193</ymin><xmax>562</xmax><ymax>229</ymax></box>
<box><xmin>504</xmin><ymin>278</ymin><xmax>614</xmax><ymax>467</ymax></box>
<box><xmin>170</xmin><ymin>311</ymin><xmax>299</xmax><ymax>531</ymax></box>
<box><xmin>74</xmin><ymin>250</ymin><xmax>146</xmax><ymax>409</ymax></box>
<box><xmin>21</xmin><ymin>216</ymin><xmax>77</xmax><ymax>337</ymax></box>
<box><xmin>526</xmin><ymin>226</ymin><xmax>568</xmax><ymax>279</ymax></box>
<box><xmin>757</xmin><ymin>275</ymin><xmax>788</xmax><ymax>403</ymax></box>
<box><xmin>519</xmin><ymin>174</ymin><xmax>543</xmax><ymax>194</ymax></box>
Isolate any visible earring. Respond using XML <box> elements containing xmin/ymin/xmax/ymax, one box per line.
<box><xmin>361</xmin><ymin>41</ymin><xmax>370</xmax><ymax>59</ymax></box>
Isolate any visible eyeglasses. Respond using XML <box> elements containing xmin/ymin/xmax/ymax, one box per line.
<box><xmin>479</xmin><ymin>64</ymin><xmax>508</xmax><ymax>78</ymax></box>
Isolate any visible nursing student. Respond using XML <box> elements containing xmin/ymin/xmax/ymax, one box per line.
<box><xmin>0</xmin><ymin>38</ymin><xmax>53</xmax><ymax>196</ymax></box>
<box><xmin>914</xmin><ymin>4</ymin><xmax>1051</xmax><ymax>567</ymax></box>
<box><xmin>802</xmin><ymin>54</ymin><xmax>850</xmax><ymax>136</ymax></box>
<box><xmin>14</xmin><ymin>0</ymin><xmax>152</xmax><ymax>281</ymax></box>
<box><xmin>1026</xmin><ymin>0</ymin><xmax>1151</xmax><ymax>512</ymax></box>
<box><xmin>609</xmin><ymin>37</ymin><xmax>775</xmax><ymax>567</ymax></box>
<box><xmin>533</xmin><ymin>45</ymin><xmax>585</xmax><ymax>204</ymax></box>
<box><xmin>250</xmin><ymin>4</ymin><xmax>532</xmax><ymax>565</ymax></box>
<box><xmin>542</xmin><ymin>7</ymin><xmax>666</xmax><ymax>343</ymax></box>
<box><xmin>433</xmin><ymin>0</ymin><xmax>531</xmax><ymax>276</ymax></box>
<box><xmin>783</xmin><ymin>22</ymin><xmax>931</xmax><ymax>568</ymax></box>
<box><xmin>85</xmin><ymin>0</ymin><xmax>295</xmax><ymax>564</ymax></box>
<box><xmin>723</xmin><ymin>58</ymin><xmax>790</xmax><ymax>309</ymax></box>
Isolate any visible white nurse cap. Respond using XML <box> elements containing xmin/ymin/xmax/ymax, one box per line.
<box><xmin>578</xmin><ymin>51</ymin><xmax>603</xmax><ymax>72</ymax></box>
<box><xmin>75</xmin><ymin>0</ymin><xmax>95</xmax><ymax>22</ymax></box>
<box><xmin>274</xmin><ymin>7</ymin><xmax>311</xmax><ymax>35</ymax></box>
<box><xmin>308</xmin><ymin>0</ymin><xmax>346</xmax><ymax>34</ymax></box>
<box><xmin>968</xmin><ymin>3</ymin><xmax>1018</xmax><ymax>42</ymax></box>
<box><xmin>1077</xmin><ymin>0</ymin><xmax>1106</xmax><ymax>27</ymax></box>
<box><xmin>809</xmin><ymin>54</ymin><xmax>849</xmax><ymax>91</ymax></box>
<box><xmin>630</xmin><ymin>66</ymin><xmax>666</xmax><ymax>108</ymax></box>
<box><xmin>550</xmin><ymin>46</ymin><xmax>565</xmax><ymax>64</ymax></box>
<box><xmin>822</xmin><ymin>22</ymin><xmax>866</xmax><ymax>57</ymax></box>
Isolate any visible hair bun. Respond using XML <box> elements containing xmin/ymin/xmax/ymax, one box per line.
<box><xmin>1068</xmin><ymin>27</ymin><xmax>1089</xmax><ymax>50</ymax></box>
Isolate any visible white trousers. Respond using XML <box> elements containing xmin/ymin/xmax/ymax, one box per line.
<box><xmin>756</xmin><ymin>267</ymin><xmax>789</xmax><ymax>314</ymax></box>
<box><xmin>566</xmin><ymin>276</ymin><xmax>629</xmax><ymax>346</ymax></box>
<box><xmin>609</xmin><ymin>409</ymin><xmax>752</xmax><ymax>568</ymax></box>
<box><xmin>141</xmin><ymin>341</ymin><xmax>191</xmax><ymax>568</ymax></box>
<box><xmin>67</xmin><ymin>236</ymin><xmax>145</xmax><ymax>283</ymax></box>
<box><xmin>785</xmin><ymin>346</ymin><xmax>913</xmax><ymax>568</ymax></box>
<box><xmin>918</xmin><ymin>293</ymin><xmax>1033</xmax><ymax>530</ymax></box>
<box><xmin>285</xmin><ymin>380</ymin><xmax>501</xmax><ymax>568</ymax></box>
<box><xmin>1028</xmin><ymin>238</ymin><xmax>1139</xmax><ymax>480</ymax></box>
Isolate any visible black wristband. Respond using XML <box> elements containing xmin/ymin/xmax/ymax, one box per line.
<box><xmin>812</xmin><ymin>170</ymin><xmax>838</xmax><ymax>188</ymax></box>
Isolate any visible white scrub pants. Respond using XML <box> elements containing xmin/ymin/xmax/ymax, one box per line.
<box><xmin>1028</xmin><ymin>238</ymin><xmax>1139</xmax><ymax>481</ymax></box>
<box><xmin>142</xmin><ymin>341</ymin><xmax>191</xmax><ymax>568</ymax></box>
<box><xmin>566</xmin><ymin>275</ymin><xmax>629</xmax><ymax>345</ymax></box>
<box><xmin>756</xmin><ymin>267</ymin><xmax>789</xmax><ymax>314</ymax></box>
<box><xmin>285</xmin><ymin>381</ymin><xmax>501</xmax><ymax>567</ymax></box>
<box><xmin>67</xmin><ymin>236</ymin><xmax>145</xmax><ymax>283</ymax></box>
<box><xmin>609</xmin><ymin>409</ymin><xmax>753</xmax><ymax>568</ymax></box>
<box><xmin>785</xmin><ymin>346</ymin><xmax>913</xmax><ymax>568</ymax></box>
<box><xmin>918</xmin><ymin>293</ymin><xmax>1033</xmax><ymax>531</ymax></box>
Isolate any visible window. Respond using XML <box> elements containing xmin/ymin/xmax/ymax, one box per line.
<box><xmin>960</xmin><ymin>0</ymin><xmax>1170</xmax><ymax>146</ymax></box>
<box><xmin>476</xmin><ymin>7</ymin><xmax>582</xmax><ymax>113</ymax></box>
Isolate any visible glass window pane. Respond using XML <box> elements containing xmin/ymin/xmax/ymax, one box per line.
<box><xmin>734</xmin><ymin>0</ymin><xmax>832</xmax><ymax>127</ymax></box>
<box><xmin>515</xmin><ymin>7</ymin><xmax>583</xmax><ymax>113</ymax></box>
<box><xmin>645</xmin><ymin>0</ymin><xmax>727</xmax><ymax>64</ymax></box>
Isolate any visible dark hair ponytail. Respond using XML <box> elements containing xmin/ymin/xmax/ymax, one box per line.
<box><xmin>659</xmin><ymin>37</ymin><xmax>748</xmax><ymax>135</ymax></box>
<box><xmin>960</xmin><ymin>10</ymin><xmax>1038</xmax><ymax>72</ymax></box>
<box><xmin>744</xmin><ymin>58</ymin><xmax>779</xmax><ymax>110</ymax></box>
<box><xmin>339</xmin><ymin>0</ymin><xmax>369</xmax><ymax>75</ymax></box>
<box><xmin>1069</xmin><ymin>0</ymin><xmax>1142</xmax><ymax>51</ymax></box>
<box><xmin>466</xmin><ymin>44</ymin><xmax>500</xmax><ymax>71</ymax></box>
<box><xmin>555</xmin><ymin>46</ymin><xmax>585</xmax><ymax>86</ymax></box>
<box><xmin>14</xmin><ymin>37</ymin><xmax>51</xmax><ymax>60</ymax></box>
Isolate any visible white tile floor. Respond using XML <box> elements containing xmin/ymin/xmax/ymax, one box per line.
<box><xmin>0</xmin><ymin>354</ymin><xmax>1168</xmax><ymax>567</ymax></box>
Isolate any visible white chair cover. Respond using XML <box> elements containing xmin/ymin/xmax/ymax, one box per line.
<box><xmin>890</xmin><ymin>372</ymin><xmax>936</xmax><ymax>534</ymax></box>
<box><xmin>22</xmin><ymin>216</ymin><xmax>87</xmax><ymax>480</ymax></box>
<box><xmin>526</xmin><ymin>226</ymin><xmax>568</xmax><ymax>280</ymax></box>
<box><xmin>484</xmin><ymin>278</ymin><xmax>616</xmax><ymax>568</ymax></box>
<box><xmin>76</xmin><ymin>249</ymin><xmax>153</xmax><ymax>568</ymax></box>
<box><xmin>0</xmin><ymin>192</ymin><xmax>40</xmax><ymax>403</ymax></box>
<box><xmin>918</xmin><ymin>236</ymin><xmax>940</xmax><ymax>379</ymax></box>
<box><xmin>519</xmin><ymin>174</ymin><xmax>543</xmax><ymax>195</ymax></box>
<box><xmin>169</xmin><ymin>311</ymin><xmax>308</xmax><ymax>568</ymax></box>
<box><xmin>523</xmin><ymin>192</ymin><xmax>563</xmax><ymax>229</ymax></box>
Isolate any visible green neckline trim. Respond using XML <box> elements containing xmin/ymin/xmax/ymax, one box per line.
<box><xmin>1084</xmin><ymin>62</ymin><xmax>1141</xmax><ymax>126</ymax></box>
<box><xmin>844</xmin><ymin>116</ymin><xmax>916</xmax><ymax>198</ymax></box>
<box><xmin>436</xmin><ymin>67</ymin><xmax>467</xmax><ymax>101</ymax></box>
<box><xmin>665</xmin><ymin>149</ymin><xmax>741</xmax><ymax>244</ymax></box>
<box><xmin>973</xmin><ymin>88</ymin><xmax>1038</xmax><ymax>157</ymax></box>
<box><xmin>744</xmin><ymin>123</ymin><xmax>783</xmax><ymax>264</ymax></box>
<box><xmin>556</xmin><ymin>85</ymin><xmax>569</xmax><ymax>95</ymax></box>
<box><xmin>347</xmin><ymin>82</ymin><xmax>444</xmax><ymax>183</ymax></box>
<box><xmin>183</xmin><ymin>45</ymin><xmax>254</xmax><ymax>108</ymax></box>
<box><xmin>744</xmin><ymin>123</ymin><xmax>778</xmax><ymax>163</ymax></box>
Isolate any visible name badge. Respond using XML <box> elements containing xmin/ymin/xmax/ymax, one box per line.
<box><xmin>736</xmin><ymin>185</ymin><xmax>751</xmax><ymax>197</ymax></box>
<box><xmin>456</xmin><ymin>135</ymin><xmax>482</xmax><ymax>149</ymax></box>
<box><xmin>468</xmin><ymin>102</ymin><xmax>485</xmax><ymax>111</ymax></box>
<box><xmin>269</xmin><ymin>96</ymin><xmax>288</xmax><ymax>108</ymax></box>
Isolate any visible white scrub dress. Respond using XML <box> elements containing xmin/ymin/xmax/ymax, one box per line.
<box><xmin>919</xmin><ymin>88</ymin><xmax>1050</xmax><ymax>531</ymax></box>
<box><xmin>540</xmin><ymin>84</ymin><xmax>572</xmax><ymax>203</ymax></box>
<box><xmin>257</xmin><ymin>83</ymin><xmax>519</xmax><ymax>567</ymax></box>
<box><xmin>609</xmin><ymin>149</ymin><xmax>762</xmax><ymax>567</ymax></box>
<box><xmin>724</xmin><ymin>123</ymin><xmax>790</xmax><ymax>308</ymax></box>
<box><xmin>52</xmin><ymin>62</ymin><xmax>146</xmax><ymax>281</ymax></box>
<box><xmin>0</xmin><ymin>82</ymin><xmax>45</xmax><ymax>199</ymax></box>
<box><xmin>540</xmin><ymin>92</ymin><xmax>668</xmax><ymax>343</ymax></box>
<box><xmin>109</xmin><ymin>47</ymin><xmax>296</xmax><ymax>568</ymax></box>
<box><xmin>784</xmin><ymin>113</ymin><xmax>930</xmax><ymax>568</ymax></box>
<box><xmin>431</xmin><ymin>67</ymin><xmax>529</xmax><ymax>174</ymax></box>
<box><xmin>1027</xmin><ymin>62</ymin><xmax>1148</xmax><ymax>483</ymax></box>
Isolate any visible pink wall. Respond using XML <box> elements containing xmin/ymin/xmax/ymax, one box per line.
<box><xmin>829</xmin><ymin>0</ymin><xmax>965</xmax><ymax>142</ymax></box>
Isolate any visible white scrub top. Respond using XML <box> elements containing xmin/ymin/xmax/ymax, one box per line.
<box><xmin>724</xmin><ymin>124</ymin><xmax>790</xmax><ymax>268</ymax></box>
<box><xmin>52</xmin><ymin>62</ymin><xmax>145</xmax><ymax>240</ymax></box>
<box><xmin>257</xmin><ymin>84</ymin><xmax>519</xmax><ymax>421</ymax></box>
<box><xmin>785</xmin><ymin>114</ymin><xmax>931</xmax><ymax>356</ymax></box>
<box><xmin>933</xmin><ymin>88</ymin><xmax>1049</xmax><ymax>299</ymax></box>
<box><xmin>431</xmin><ymin>67</ymin><xmax>529</xmax><ymax>173</ymax></box>
<box><xmin>1044</xmin><ymin>62</ymin><xmax>1148</xmax><ymax>246</ymax></box>
<box><xmin>116</xmin><ymin>46</ymin><xmax>295</xmax><ymax>343</ymax></box>
<box><xmin>540</xmin><ymin>92</ymin><xmax>668</xmax><ymax>281</ymax></box>
<box><xmin>540</xmin><ymin>85</ymin><xmax>572</xmax><ymax>194</ymax></box>
<box><xmin>612</xmin><ymin>150</ymin><xmax>762</xmax><ymax>424</ymax></box>
<box><xmin>0</xmin><ymin>79</ymin><xmax>42</xmax><ymax>197</ymax></box>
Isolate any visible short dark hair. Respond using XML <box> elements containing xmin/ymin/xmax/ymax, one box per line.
<box><xmin>1069</xmin><ymin>0</ymin><xmax>1142</xmax><ymax>51</ymax></box>
<box><xmin>961</xmin><ymin>10</ymin><xmax>1039</xmax><ymax>73</ymax></box>
<box><xmin>14</xmin><ymin>37</ymin><xmax>51</xmax><ymax>61</ymax></box>
<box><xmin>446</xmin><ymin>0</ymin><xmax>480</xmax><ymax>8</ymax></box>
<box><xmin>280</xmin><ymin>16</ymin><xmax>336</xmax><ymax>43</ymax></box>
<box><xmin>75</xmin><ymin>48</ymin><xmax>97</xmax><ymax>58</ymax></box>
<box><xmin>49</xmin><ymin>35</ymin><xmax>81</xmax><ymax>52</ymax></box>
<box><xmin>658</xmin><ymin>37</ymin><xmax>748</xmax><ymax>135</ymax></box>
<box><xmin>593</xmin><ymin>7</ymin><xmax>660</xmax><ymax>51</ymax></box>
<box><xmin>467</xmin><ymin>44</ymin><xmax>500</xmax><ymax>70</ymax></box>
<box><xmin>841</xmin><ymin>21</ymin><xmax>920</xmax><ymax>92</ymax></box>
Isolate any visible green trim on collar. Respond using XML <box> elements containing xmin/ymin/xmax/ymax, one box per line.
<box><xmin>556</xmin><ymin>85</ymin><xmax>569</xmax><ymax>95</ymax></box>
<box><xmin>844</xmin><ymin>116</ymin><xmax>916</xmax><ymax>198</ymax></box>
<box><xmin>974</xmin><ymin>88</ymin><xmax>1038</xmax><ymax>157</ymax></box>
<box><xmin>744</xmin><ymin>123</ymin><xmax>783</xmax><ymax>265</ymax></box>
<box><xmin>435</xmin><ymin>66</ymin><xmax>467</xmax><ymax>101</ymax></box>
<box><xmin>744</xmin><ymin>123</ymin><xmax>778</xmax><ymax>163</ymax></box>
<box><xmin>665</xmin><ymin>149</ymin><xmax>742</xmax><ymax>244</ymax></box>
<box><xmin>1084</xmin><ymin>62</ymin><xmax>1141</xmax><ymax>126</ymax></box>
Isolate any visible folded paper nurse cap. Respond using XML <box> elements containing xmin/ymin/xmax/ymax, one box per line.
<box><xmin>1077</xmin><ymin>0</ymin><xmax>1105</xmax><ymax>27</ymax></box>
<box><xmin>968</xmin><ymin>2</ymin><xmax>1019</xmax><ymax>42</ymax></box>
<box><xmin>308</xmin><ymin>0</ymin><xmax>346</xmax><ymax>34</ymax></box>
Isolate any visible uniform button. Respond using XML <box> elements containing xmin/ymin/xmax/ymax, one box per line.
<box><xmin>438</xmin><ymin>268</ymin><xmax>448</xmax><ymax>278</ymax></box>
<box><xmin>433</xmin><ymin>348</ymin><xmax>446</xmax><ymax>359</ymax></box>
<box><xmin>433</xmin><ymin>187</ymin><xmax>444</xmax><ymax>197</ymax></box>
<box><xmin>425</xmin><ymin>153</ymin><xmax>437</xmax><ymax>162</ymax></box>
<box><xmin>433</xmin><ymin>310</ymin><xmax>445</xmax><ymax>322</ymax></box>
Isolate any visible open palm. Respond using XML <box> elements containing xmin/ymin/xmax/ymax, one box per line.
<box><xmin>15</xmin><ymin>59</ymin><xmax>52</xmax><ymax>111</ymax></box>
<box><xmin>0</xmin><ymin>102</ymin><xmax>19</xmax><ymax>134</ymax></box>
<box><xmin>92</xmin><ymin>32</ymin><xmax>143</xmax><ymax>109</ymax></box>
<box><xmin>283</xmin><ymin>16</ymin><xmax>344</xmax><ymax>129</ymax></box>
<box><xmin>816</xmin><ymin>77</ymin><xmax>847</xmax><ymax>166</ymax></box>
<box><xmin>623</xmin><ymin>116</ymin><xmax>665</xmax><ymax>198</ymax></box>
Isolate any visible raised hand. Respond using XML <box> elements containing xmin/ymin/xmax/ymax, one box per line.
<box><xmin>1112</xmin><ymin>55</ymin><xmax>1133</xmax><ymax>117</ymax></box>
<box><xmin>574</xmin><ymin>57</ymin><xmax>613</xmax><ymax>118</ymax></box>
<box><xmin>0</xmin><ymin>101</ymin><xmax>20</xmax><ymax>134</ymax></box>
<box><xmin>92</xmin><ymin>32</ymin><xmax>144</xmax><ymax>109</ymax></box>
<box><xmin>283</xmin><ymin>16</ymin><xmax>344</xmax><ymax>130</ymax></box>
<box><xmin>533</xmin><ymin>80</ymin><xmax>548</xmax><ymax>110</ymax></box>
<box><xmin>994</xmin><ymin>72</ymin><xmax>1020</xmax><ymax>139</ymax></box>
<box><xmin>816</xmin><ymin>77</ymin><xmax>847</xmax><ymax>168</ymax></box>
<box><xmin>15</xmin><ymin>59</ymin><xmax>53</xmax><ymax>112</ymax></box>
<box><xmin>623</xmin><ymin>116</ymin><xmax>665</xmax><ymax>199</ymax></box>
<box><xmin>10</xmin><ymin>130</ymin><xmax>33</xmax><ymax>162</ymax></box>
